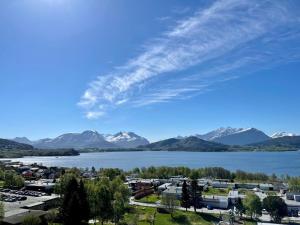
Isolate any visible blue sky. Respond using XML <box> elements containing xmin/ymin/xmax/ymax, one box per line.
<box><xmin>1</xmin><ymin>0</ymin><xmax>300</xmax><ymax>142</ymax></box>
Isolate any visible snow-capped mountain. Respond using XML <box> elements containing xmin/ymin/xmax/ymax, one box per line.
<box><xmin>105</xmin><ymin>132</ymin><xmax>149</xmax><ymax>148</ymax></box>
<box><xmin>13</xmin><ymin>130</ymin><xmax>149</xmax><ymax>149</ymax></box>
<box><xmin>195</xmin><ymin>127</ymin><xmax>245</xmax><ymax>141</ymax></box>
<box><xmin>194</xmin><ymin>127</ymin><xmax>270</xmax><ymax>145</ymax></box>
<box><xmin>271</xmin><ymin>132</ymin><xmax>297</xmax><ymax>139</ymax></box>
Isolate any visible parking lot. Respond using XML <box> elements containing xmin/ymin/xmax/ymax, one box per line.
<box><xmin>0</xmin><ymin>188</ymin><xmax>59</xmax><ymax>217</ymax></box>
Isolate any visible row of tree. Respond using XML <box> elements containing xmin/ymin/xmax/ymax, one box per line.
<box><xmin>57</xmin><ymin>172</ymin><xmax>130</xmax><ymax>225</ymax></box>
<box><xmin>237</xmin><ymin>193</ymin><xmax>287</xmax><ymax>223</ymax></box>
<box><xmin>129</xmin><ymin>166</ymin><xmax>281</xmax><ymax>182</ymax></box>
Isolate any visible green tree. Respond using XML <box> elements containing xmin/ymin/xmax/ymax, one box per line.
<box><xmin>4</xmin><ymin>170</ymin><xmax>24</xmax><ymax>188</ymax></box>
<box><xmin>98</xmin><ymin>184</ymin><xmax>113</xmax><ymax>225</ymax></box>
<box><xmin>181</xmin><ymin>180</ymin><xmax>190</xmax><ymax>211</ymax></box>
<box><xmin>78</xmin><ymin>180</ymin><xmax>90</xmax><ymax>222</ymax></box>
<box><xmin>288</xmin><ymin>177</ymin><xmax>300</xmax><ymax>192</ymax></box>
<box><xmin>234</xmin><ymin>198</ymin><xmax>245</xmax><ymax>218</ymax></box>
<box><xmin>113</xmin><ymin>192</ymin><xmax>126</xmax><ymax>225</ymax></box>
<box><xmin>22</xmin><ymin>215</ymin><xmax>41</xmax><ymax>225</ymax></box>
<box><xmin>243</xmin><ymin>193</ymin><xmax>262</xmax><ymax>219</ymax></box>
<box><xmin>0</xmin><ymin>201</ymin><xmax>4</xmax><ymax>223</ymax></box>
<box><xmin>263</xmin><ymin>196</ymin><xmax>287</xmax><ymax>223</ymax></box>
<box><xmin>60</xmin><ymin>177</ymin><xmax>89</xmax><ymax>225</ymax></box>
<box><xmin>191</xmin><ymin>179</ymin><xmax>201</xmax><ymax>213</ymax></box>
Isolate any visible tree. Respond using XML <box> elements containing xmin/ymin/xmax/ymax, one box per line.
<box><xmin>22</xmin><ymin>215</ymin><xmax>41</xmax><ymax>225</ymax></box>
<box><xmin>113</xmin><ymin>192</ymin><xmax>126</xmax><ymax>225</ymax></box>
<box><xmin>243</xmin><ymin>193</ymin><xmax>262</xmax><ymax>219</ymax></box>
<box><xmin>0</xmin><ymin>201</ymin><xmax>4</xmax><ymax>222</ymax></box>
<box><xmin>161</xmin><ymin>194</ymin><xmax>178</xmax><ymax>218</ymax></box>
<box><xmin>263</xmin><ymin>196</ymin><xmax>287</xmax><ymax>223</ymax></box>
<box><xmin>181</xmin><ymin>180</ymin><xmax>190</xmax><ymax>211</ymax></box>
<box><xmin>234</xmin><ymin>198</ymin><xmax>245</xmax><ymax>218</ymax></box>
<box><xmin>288</xmin><ymin>177</ymin><xmax>300</xmax><ymax>192</ymax></box>
<box><xmin>98</xmin><ymin>184</ymin><xmax>113</xmax><ymax>225</ymax></box>
<box><xmin>191</xmin><ymin>179</ymin><xmax>201</xmax><ymax>213</ymax></box>
<box><xmin>60</xmin><ymin>177</ymin><xmax>89</xmax><ymax>225</ymax></box>
<box><xmin>78</xmin><ymin>180</ymin><xmax>90</xmax><ymax>222</ymax></box>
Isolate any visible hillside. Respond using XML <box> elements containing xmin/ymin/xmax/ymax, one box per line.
<box><xmin>0</xmin><ymin>138</ymin><xmax>34</xmax><ymax>150</ymax></box>
<box><xmin>139</xmin><ymin>136</ymin><xmax>229</xmax><ymax>151</ymax></box>
<box><xmin>251</xmin><ymin>136</ymin><xmax>300</xmax><ymax>150</ymax></box>
<box><xmin>211</xmin><ymin>128</ymin><xmax>270</xmax><ymax>145</ymax></box>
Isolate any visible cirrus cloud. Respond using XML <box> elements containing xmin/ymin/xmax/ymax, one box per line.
<box><xmin>78</xmin><ymin>0</ymin><xmax>300</xmax><ymax>119</ymax></box>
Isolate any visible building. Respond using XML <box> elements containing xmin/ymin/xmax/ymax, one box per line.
<box><xmin>162</xmin><ymin>186</ymin><xmax>182</xmax><ymax>199</ymax></box>
<box><xmin>201</xmin><ymin>196</ymin><xmax>229</xmax><ymax>209</ymax></box>
<box><xmin>228</xmin><ymin>190</ymin><xmax>239</xmax><ymax>204</ymax></box>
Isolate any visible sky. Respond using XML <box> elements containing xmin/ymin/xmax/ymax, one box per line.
<box><xmin>1</xmin><ymin>0</ymin><xmax>300</xmax><ymax>142</ymax></box>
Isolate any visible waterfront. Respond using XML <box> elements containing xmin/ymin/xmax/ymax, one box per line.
<box><xmin>4</xmin><ymin>151</ymin><xmax>300</xmax><ymax>176</ymax></box>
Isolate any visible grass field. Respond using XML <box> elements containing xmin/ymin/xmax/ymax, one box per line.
<box><xmin>136</xmin><ymin>194</ymin><xmax>161</xmax><ymax>203</ymax></box>
<box><xmin>203</xmin><ymin>188</ymin><xmax>229</xmax><ymax>196</ymax></box>
<box><xmin>124</xmin><ymin>206</ymin><xmax>220</xmax><ymax>225</ymax></box>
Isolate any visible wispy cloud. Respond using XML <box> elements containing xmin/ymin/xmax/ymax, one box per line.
<box><xmin>78</xmin><ymin>0</ymin><xmax>300</xmax><ymax>119</ymax></box>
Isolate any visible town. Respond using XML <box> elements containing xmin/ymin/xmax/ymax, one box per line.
<box><xmin>0</xmin><ymin>160</ymin><xmax>299</xmax><ymax>225</ymax></box>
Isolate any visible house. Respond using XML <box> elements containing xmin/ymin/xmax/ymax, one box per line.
<box><xmin>228</xmin><ymin>190</ymin><xmax>239</xmax><ymax>204</ymax></box>
<box><xmin>286</xmin><ymin>192</ymin><xmax>300</xmax><ymax>201</ymax></box>
<box><xmin>235</xmin><ymin>183</ymin><xmax>259</xmax><ymax>189</ymax></box>
<box><xmin>259</xmin><ymin>183</ymin><xmax>274</xmax><ymax>191</ymax></box>
<box><xmin>201</xmin><ymin>196</ymin><xmax>229</xmax><ymax>209</ymax></box>
<box><xmin>284</xmin><ymin>198</ymin><xmax>300</xmax><ymax>217</ymax></box>
<box><xmin>212</xmin><ymin>181</ymin><xmax>232</xmax><ymax>189</ymax></box>
<box><xmin>162</xmin><ymin>186</ymin><xmax>182</xmax><ymax>199</ymax></box>
<box><xmin>158</xmin><ymin>183</ymin><xmax>172</xmax><ymax>192</ymax></box>
<box><xmin>21</xmin><ymin>170</ymin><xmax>33</xmax><ymax>178</ymax></box>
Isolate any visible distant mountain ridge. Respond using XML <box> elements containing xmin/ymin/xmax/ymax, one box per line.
<box><xmin>139</xmin><ymin>136</ymin><xmax>229</xmax><ymax>151</ymax></box>
<box><xmin>0</xmin><ymin>138</ymin><xmax>34</xmax><ymax>150</ymax></box>
<box><xmin>12</xmin><ymin>130</ymin><xmax>149</xmax><ymax>149</ymax></box>
<box><xmin>194</xmin><ymin>127</ymin><xmax>270</xmax><ymax>145</ymax></box>
<box><xmin>11</xmin><ymin>127</ymin><xmax>299</xmax><ymax>151</ymax></box>
<box><xmin>251</xmin><ymin>136</ymin><xmax>300</xmax><ymax>150</ymax></box>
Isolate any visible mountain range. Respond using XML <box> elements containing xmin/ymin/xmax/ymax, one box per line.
<box><xmin>9</xmin><ymin>127</ymin><xmax>299</xmax><ymax>151</ymax></box>
<box><xmin>187</xmin><ymin>127</ymin><xmax>297</xmax><ymax>145</ymax></box>
<box><xmin>12</xmin><ymin>130</ymin><xmax>149</xmax><ymax>149</ymax></box>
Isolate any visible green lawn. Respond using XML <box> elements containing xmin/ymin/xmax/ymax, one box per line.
<box><xmin>124</xmin><ymin>206</ymin><xmax>220</xmax><ymax>225</ymax></box>
<box><xmin>203</xmin><ymin>188</ymin><xmax>229</xmax><ymax>196</ymax></box>
<box><xmin>136</xmin><ymin>194</ymin><xmax>161</xmax><ymax>203</ymax></box>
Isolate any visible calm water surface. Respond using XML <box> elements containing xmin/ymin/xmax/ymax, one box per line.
<box><xmin>4</xmin><ymin>151</ymin><xmax>300</xmax><ymax>176</ymax></box>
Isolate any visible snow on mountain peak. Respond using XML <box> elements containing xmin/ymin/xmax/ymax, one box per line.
<box><xmin>271</xmin><ymin>132</ymin><xmax>297</xmax><ymax>138</ymax></box>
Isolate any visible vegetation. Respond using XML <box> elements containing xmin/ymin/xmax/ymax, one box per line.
<box><xmin>287</xmin><ymin>177</ymin><xmax>300</xmax><ymax>192</ymax></box>
<box><xmin>0</xmin><ymin>201</ymin><xmax>4</xmax><ymax>223</ymax></box>
<box><xmin>243</xmin><ymin>193</ymin><xmax>262</xmax><ymax>219</ymax></box>
<box><xmin>22</xmin><ymin>215</ymin><xmax>41</xmax><ymax>225</ymax></box>
<box><xmin>181</xmin><ymin>180</ymin><xmax>190</xmax><ymax>211</ymax></box>
<box><xmin>161</xmin><ymin>194</ymin><xmax>179</xmax><ymax>218</ymax></box>
<box><xmin>136</xmin><ymin>194</ymin><xmax>160</xmax><ymax>204</ymax></box>
<box><xmin>203</xmin><ymin>187</ymin><xmax>229</xmax><ymax>196</ymax></box>
<box><xmin>125</xmin><ymin>206</ymin><xmax>220</xmax><ymax>225</ymax></box>
<box><xmin>59</xmin><ymin>177</ymin><xmax>89</xmax><ymax>225</ymax></box>
<box><xmin>262</xmin><ymin>196</ymin><xmax>287</xmax><ymax>223</ymax></box>
<box><xmin>0</xmin><ymin>169</ymin><xmax>24</xmax><ymax>188</ymax></box>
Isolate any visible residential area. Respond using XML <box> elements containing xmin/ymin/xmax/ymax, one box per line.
<box><xmin>0</xmin><ymin>160</ymin><xmax>299</xmax><ymax>225</ymax></box>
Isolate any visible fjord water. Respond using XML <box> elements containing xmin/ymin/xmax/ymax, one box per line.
<box><xmin>6</xmin><ymin>151</ymin><xmax>300</xmax><ymax>176</ymax></box>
